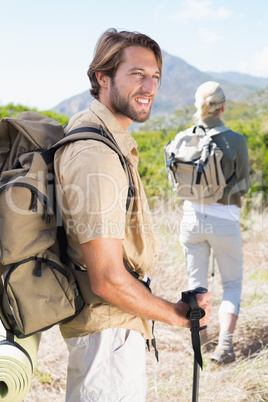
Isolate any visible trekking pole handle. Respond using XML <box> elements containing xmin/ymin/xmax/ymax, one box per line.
<box><xmin>182</xmin><ymin>287</ymin><xmax>208</xmax><ymax>371</ymax></box>
<box><xmin>192</xmin><ymin>286</ymin><xmax>208</xmax><ymax>295</ymax></box>
<box><xmin>182</xmin><ymin>287</ymin><xmax>207</xmax><ymax>324</ymax></box>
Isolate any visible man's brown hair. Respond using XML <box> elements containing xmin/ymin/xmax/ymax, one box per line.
<box><xmin>87</xmin><ymin>28</ymin><xmax>162</xmax><ymax>99</ymax></box>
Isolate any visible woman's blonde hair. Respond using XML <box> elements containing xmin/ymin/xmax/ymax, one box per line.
<box><xmin>194</xmin><ymin>81</ymin><xmax>226</xmax><ymax>121</ymax></box>
<box><xmin>87</xmin><ymin>28</ymin><xmax>162</xmax><ymax>99</ymax></box>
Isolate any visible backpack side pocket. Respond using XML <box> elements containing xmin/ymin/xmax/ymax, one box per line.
<box><xmin>1</xmin><ymin>249</ymin><xmax>84</xmax><ymax>338</ymax></box>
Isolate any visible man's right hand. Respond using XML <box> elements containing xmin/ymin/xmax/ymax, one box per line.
<box><xmin>175</xmin><ymin>291</ymin><xmax>212</xmax><ymax>329</ymax></box>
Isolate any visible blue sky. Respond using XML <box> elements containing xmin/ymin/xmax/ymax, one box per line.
<box><xmin>1</xmin><ymin>0</ymin><xmax>268</xmax><ymax>110</ymax></box>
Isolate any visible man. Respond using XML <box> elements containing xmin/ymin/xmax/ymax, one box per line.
<box><xmin>54</xmin><ymin>28</ymin><xmax>211</xmax><ymax>401</ymax></box>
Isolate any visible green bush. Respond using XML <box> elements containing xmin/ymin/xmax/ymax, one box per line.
<box><xmin>133</xmin><ymin>130</ymin><xmax>176</xmax><ymax>201</ymax></box>
<box><xmin>0</xmin><ymin>103</ymin><xmax>69</xmax><ymax>125</ymax></box>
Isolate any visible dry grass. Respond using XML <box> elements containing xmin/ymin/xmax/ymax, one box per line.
<box><xmin>23</xmin><ymin>209</ymin><xmax>268</xmax><ymax>401</ymax></box>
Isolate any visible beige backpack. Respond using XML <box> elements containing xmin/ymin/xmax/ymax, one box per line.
<box><xmin>164</xmin><ymin>125</ymin><xmax>231</xmax><ymax>204</ymax></box>
<box><xmin>0</xmin><ymin>111</ymin><xmax>133</xmax><ymax>338</ymax></box>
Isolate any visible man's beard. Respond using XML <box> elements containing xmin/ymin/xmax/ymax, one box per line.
<box><xmin>109</xmin><ymin>79</ymin><xmax>153</xmax><ymax>123</ymax></box>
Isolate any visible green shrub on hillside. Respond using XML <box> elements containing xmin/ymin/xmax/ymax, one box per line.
<box><xmin>224</xmin><ymin>101</ymin><xmax>256</xmax><ymax>121</ymax></box>
<box><xmin>0</xmin><ymin>103</ymin><xmax>69</xmax><ymax>125</ymax></box>
<box><xmin>226</xmin><ymin>115</ymin><xmax>268</xmax><ymax>206</ymax></box>
<box><xmin>133</xmin><ymin>130</ymin><xmax>176</xmax><ymax>201</ymax></box>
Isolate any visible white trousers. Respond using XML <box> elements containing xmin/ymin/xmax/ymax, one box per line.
<box><xmin>179</xmin><ymin>212</ymin><xmax>243</xmax><ymax>315</ymax></box>
<box><xmin>64</xmin><ymin>328</ymin><xmax>147</xmax><ymax>402</ymax></box>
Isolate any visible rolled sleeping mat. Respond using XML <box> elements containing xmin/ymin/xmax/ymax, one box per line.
<box><xmin>0</xmin><ymin>320</ymin><xmax>41</xmax><ymax>402</ymax></box>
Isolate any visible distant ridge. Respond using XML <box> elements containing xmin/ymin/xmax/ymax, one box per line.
<box><xmin>52</xmin><ymin>50</ymin><xmax>268</xmax><ymax>117</ymax></box>
<box><xmin>205</xmin><ymin>71</ymin><xmax>268</xmax><ymax>90</ymax></box>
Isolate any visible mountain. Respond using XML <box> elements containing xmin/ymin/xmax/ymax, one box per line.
<box><xmin>205</xmin><ymin>71</ymin><xmax>268</xmax><ymax>90</ymax></box>
<box><xmin>52</xmin><ymin>50</ymin><xmax>268</xmax><ymax>118</ymax></box>
<box><xmin>53</xmin><ymin>91</ymin><xmax>94</xmax><ymax>117</ymax></box>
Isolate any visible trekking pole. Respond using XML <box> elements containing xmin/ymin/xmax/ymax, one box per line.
<box><xmin>211</xmin><ymin>251</ymin><xmax>215</xmax><ymax>280</ymax></box>
<box><xmin>181</xmin><ymin>287</ymin><xmax>208</xmax><ymax>402</ymax></box>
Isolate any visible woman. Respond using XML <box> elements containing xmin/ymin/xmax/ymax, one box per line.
<box><xmin>179</xmin><ymin>81</ymin><xmax>250</xmax><ymax>363</ymax></box>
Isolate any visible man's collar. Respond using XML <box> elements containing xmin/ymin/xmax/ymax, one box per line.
<box><xmin>90</xmin><ymin>99</ymin><xmax>138</xmax><ymax>156</ymax></box>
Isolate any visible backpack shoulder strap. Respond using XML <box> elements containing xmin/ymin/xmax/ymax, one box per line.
<box><xmin>192</xmin><ymin>125</ymin><xmax>206</xmax><ymax>135</ymax></box>
<box><xmin>193</xmin><ymin>125</ymin><xmax>230</xmax><ymax>137</ymax></box>
<box><xmin>204</xmin><ymin>125</ymin><xmax>235</xmax><ymax>184</ymax></box>
<box><xmin>42</xmin><ymin>124</ymin><xmax>134</xmax><ymax>212</ymax></box>
<box><xmin>207</xmin><ymin>125</ymin><xmax>230</xmax><ymax>137</ymax></box>
<box><xmin>62</xmin><ymin>125</ymin><xmax>126</xmax><ymax>164</ymax></box>
<box><xmin>42</xmin><ymin>123</ymin><xmax>117</xmax><ymax>163</ymax></box>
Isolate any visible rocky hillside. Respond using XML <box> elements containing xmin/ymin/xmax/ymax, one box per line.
<box><xmin>52</xmin><ymin>50</ymin><xmax>268</xmax><ymax>118</ymax></box>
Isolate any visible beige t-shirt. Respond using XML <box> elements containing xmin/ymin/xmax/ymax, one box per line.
<box><xmin>54</xmin><ymin>100</ymin><xmax>161</xmax><ymax>339</ymax></box>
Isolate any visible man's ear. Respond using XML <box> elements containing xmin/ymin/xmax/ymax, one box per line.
<box><xmin>95</xmin><ymin>72</ymin><xmax>110</xmax><ymax>89</ymax></box>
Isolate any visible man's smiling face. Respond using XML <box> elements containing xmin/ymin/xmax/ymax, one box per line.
<box><xmin>108</xmin><ymin>46</ymin><xmax>161</xmax><ymax>128</ymax></box>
